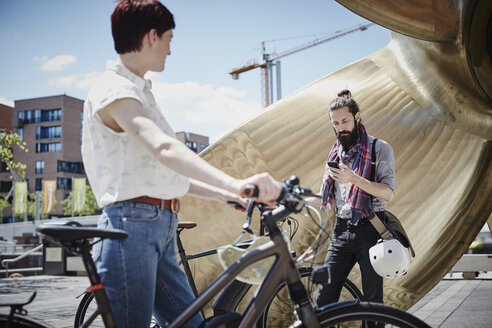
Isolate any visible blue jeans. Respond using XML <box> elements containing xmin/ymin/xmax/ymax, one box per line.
<box><xmin>92</xmin><ymin>200</ymin><xmax>203</xmax><ymax>328</ymax></box>
<box><xmin>317</xmin><ymin>217</ymin><xmax>383</xmax><ymax>305</ymax></box>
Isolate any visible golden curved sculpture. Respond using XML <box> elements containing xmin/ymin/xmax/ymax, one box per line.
<box><xmin>177</xmin><ymin>0</ymin><xmax>492</xmax><ymax>321</ymax></box>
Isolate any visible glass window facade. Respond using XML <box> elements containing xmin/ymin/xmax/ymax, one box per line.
<box><xmin>36</xmin><ymin>142</ymin><xmax>62</xmax><ymax>153</ymax></box>
<box><xmin>0</xmin><ymin>161</ymin><xmax>8</xmax><ymax>173</ymax></box>
<box><xmin>57</xmin><ymin>160</ymin><xmax>85</xmax><ymax>174</ymax></box>
<box><xmin>35</xmin><ymin>178</ymin><xmax>43</xmax><ymax>191</ymax></box>
<box><xmin>17</xmin><ymin>127</ymin><xmax>23</xmax><ymax>140</ymax></box>
<box><xmin>17</xmin><ymin>108</ymin><xmax>62</xmax><ymax>124</ymax></box>
<box><xmin>36</xmin><ymin>125</ymin><xmax>62</xmax><ymax>139</ymax></box>
<box><xmin>35</xmin><ymin>160</ymin><xmax>44</xmax><ymax>174</ymax></box>
<box><xmin>57</xmin><ymin>177</ymin><xmax>72</xmax><ymax>190</ymax></box>
<box><xmin>0</xmin><ymin>181</ymin><xmax>12</xmax><ymax>193</ymax></box>
<box><xmin>185</xmin><ymin>141</ymin><xmax>197</xmax><ymax>152</ymax></box>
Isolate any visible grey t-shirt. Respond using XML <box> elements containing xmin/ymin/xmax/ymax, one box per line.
<box><xmin>335</xmin><ymin>136</ymin><xmax>395</xmax><ymax>219</ymax></box>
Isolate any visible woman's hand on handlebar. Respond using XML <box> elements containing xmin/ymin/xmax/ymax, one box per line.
<box><xmin>240</xmin><ymin>173</ymin><xmax>282</xmax><ymax>205</ymax></box>
<box><xmin>226</xmin><ymin>194</ymin><xmax>248</xmax><ymax>211</ymax></box>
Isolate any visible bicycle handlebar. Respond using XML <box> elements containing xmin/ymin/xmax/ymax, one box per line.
<box><xmin>240</xmin><ymin>175</ymin><xmax>317</xmax><ymax>204</ymax></box>
<box><xmin>234</xmin><ymin>176</ymin><xmax>319</xmax><ymax>239</ymax></box>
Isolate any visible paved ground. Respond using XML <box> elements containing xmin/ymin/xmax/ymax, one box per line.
<box><xmin>0</xmin><ymin>273</ymin><xmax>491</xmax><ymax>327</ymax></box>
<box><xmin>0</xmin><ymin>275</ymin><xmax>87</xmax><ymax>328</ymax></box>
<box><xmin>408</xmin><ymin>273</ymin><xmax>492</xmax><ymax>327</ymax></box>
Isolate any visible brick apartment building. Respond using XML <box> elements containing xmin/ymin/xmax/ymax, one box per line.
<box><xmin>175</xmin><ymin>131</ymin><xmax>209</xmax><ymax>154</ymax></box>
<box><xmin>6</xmin><ymin>95</ymin><xmax>86</xmax><ymax>218</ymax></box>
<box><xmin>1</xmin><ymin>95</ymin><xmax>210</xmax><ymax>221</ymax></box>
<box><xmin>0</xmin><ymin>103</ymin><xmax>13</xmax><ymax>130</ymax></box>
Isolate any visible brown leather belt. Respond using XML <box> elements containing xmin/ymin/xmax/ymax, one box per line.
<box><xmin>131</xmin><ymin>196</ymin><xmax>180</xmax><ymax>213</ymax></box>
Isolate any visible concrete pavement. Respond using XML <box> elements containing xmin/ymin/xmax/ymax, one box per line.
<box><xmin>0</xmin><ymin>274</ymin><xmax>491</xmax><ymax>327</ymax></box>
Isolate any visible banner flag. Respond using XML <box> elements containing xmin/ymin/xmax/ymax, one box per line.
<box><xmin>43</xmin><ymin>180</ymin><xmax>56</xmax><ymax>213</ymax></box>
<box><xmin>14</xmin><ymin>182</ymin><xmax>27</xmax><ymax>215</ymax></box>
<box><xmin>73</xmin><ymin>178</ymin><xmax>86</xmax><ymax>212</ymax></box>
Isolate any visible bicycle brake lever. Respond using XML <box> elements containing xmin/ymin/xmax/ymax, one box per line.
<box><xmin>227</xmin><ymin>201</ymin><xmax>246</xmax><ymax>211</ymax></box>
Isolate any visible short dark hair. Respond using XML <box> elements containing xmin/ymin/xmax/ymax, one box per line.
<box><xmin>329</xmin><ymin>89</ymin><xmax>360</xmax><ymax>117</ymax></box>
<box><xmin>111</xmin><ymin>0</ymin><xmax>175</xmax><ymax>54</ymax></box>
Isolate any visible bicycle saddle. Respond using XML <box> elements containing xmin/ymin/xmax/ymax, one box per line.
<box><xmin>0</xmin><ymin>292</ymin><xmax>36</xmax><ymax>308</ymax></box>
<box><xmin>36</xmin><ymin>225</ymin><xmax>128</xmax><ymax>243</ymax></box>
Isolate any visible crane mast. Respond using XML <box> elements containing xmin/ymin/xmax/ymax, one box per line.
<box><xmin>229</xmin><ymin>22</ymin><xmax>374</xmax><ymax>108</ymax></box>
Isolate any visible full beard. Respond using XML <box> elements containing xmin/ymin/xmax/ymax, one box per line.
<box><xmin>336</xmin><ymin>123</ymin><xmax>359</xmax><ymax>151</ymax></box>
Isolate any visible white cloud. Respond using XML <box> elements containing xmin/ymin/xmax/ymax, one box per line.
<box><xmin>152</xmin><ymin>81</ymin><xmax>262</xmax><ymax>140</ymax></box>
<box><xmin>47</xmin><ymin>71</ymin><xmax>102</xmax><ymax>90</ymax></box>
<box><xmin>40</xmin><ymin>55</ymin><xmax>77</xmax><ymax>72</ymax></box>
<box><xmin>33</xmin><ymin>56</ymin><xmax>48</xmax><ymax>61</ymax></box>
<box><xmin>45</xmin><ymin>73</ymin><xmax>261</xmax><ymax>141</ymax></box>
<box><xmin>0</xmin><ymin>97</ymin><xmax>14</xmax><ymax>107</ymax></box>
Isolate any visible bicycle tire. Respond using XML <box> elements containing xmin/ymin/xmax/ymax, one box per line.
<box><xmin>0</xmin><ymin>313</ymin><xmax>47</xmax><ymax>328</ymax></box>
<box><xmin>74</xmin><ymin>292</ymin><xmax>159</xmax><ymax>328</ymax></box>
<box><xmin>257</xmin><ymin>267</ymin><xmax>364</xmax><ymax>328</ymax></box>
<box><xmin>309</xmin><ymin>301</ymin><xmax>431</xmax><ymax>328</ymax></box>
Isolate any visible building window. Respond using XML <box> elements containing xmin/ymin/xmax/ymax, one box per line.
<box><xmin>34</xmin><ymin>109</ymin><xmax>41</xmax><ymax>123</ymax></box>
<box><xmin>35</xmin><ymin>161</ymin><xmax>44</xmax><ymax>174</ymax></box>
<box><xmin>57</xmin><ymin>160</ymin><xmax>85</xmax><ymax>174</ymax></box>
<box><xmin>18</xmin><ymin>108</ymin><xmax>62</xmax><ymax>124</ymax></box>
<box><xmin>26</xmin><ymin>110</ymin><xmax>32</xmax><ymax>123</ymax></box>
<box><xmin>17</xmin><ymin>127</ymin><xmax>23</xmax><ymax>140</ymax></box>
<box><xmin>57</xmin><ymin>177</ymin><xmax>72</xmax><ymax>190</ymax></box>
<box><xmin>200</xmin><ymin>144</ymin><xmax>207</xmax><ymax>152</ymax></box>
<box><xmin>36</xmin><ymin>142</ymin><xmax>62</xmax><ymax>153</ymax></box>
<box><xmin>0</xmin><ymin>181</ymin><xmax>12</xmax><ymax>193</ymax></box>
<box><xmin>41</xmin><ymin>108</ymin><xmax>62</xmax><ymax>122</ymax></box>
<box><xmin>36</xmin><ymin>125</ymin><xmax>61</xmax><ymax>139</ymax></box>
<box><xmin>35</xmin><ymin>178</ymin><xmax>43</xmax><ymax>191</ymax></box>
<box><xmin>185</xmin><ymin>141</ymin><xmax>197</xmax><ymax>153</ymax></box>
<box><xmin>0</xmin><ymin>161</ymin><xmax>8</xmax><ymax>173</ymax></box>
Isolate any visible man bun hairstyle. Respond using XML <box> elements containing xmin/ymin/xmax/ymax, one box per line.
<box><xmin>329</xmin><ymin>89</ymin><xmax>360</xmax><ymax>117</ymax></box>
<box><xmin>111</xmin><ymin>0</ymin><xmax>175</xmax><ymax>54</ymax></box>
<box><xmin>337</xmin><ymin>89</ymin><xmax>352</xmax><ymax>98</ymax></box>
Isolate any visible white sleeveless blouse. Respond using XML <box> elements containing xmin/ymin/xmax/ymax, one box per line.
<box><xmin>82</xmin><ymin>58</ymin><xmax>189</xmax><ymax>207</ymax></box>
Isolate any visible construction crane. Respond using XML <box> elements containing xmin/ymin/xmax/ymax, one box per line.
<box><xmin>229</xmin><ymin>22</ymin><xmax>375</xmax><ymax>108</ymax></box>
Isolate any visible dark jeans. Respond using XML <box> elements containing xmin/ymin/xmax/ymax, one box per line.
<box><xmin>317</xmin><ymin>217</ymin><xmax>383</xmax><ymax>305</ymax></box>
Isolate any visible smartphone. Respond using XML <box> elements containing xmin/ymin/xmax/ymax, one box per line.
<box><xmin>327</xmin><ymin>161</ymin><xmax>340</xmax><ymax>169</ymax></box>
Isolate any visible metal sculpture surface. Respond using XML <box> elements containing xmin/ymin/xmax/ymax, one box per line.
<box><xmin>178</xmin><ymin>0</ymin><xmax>492</xmax><ymax>318</ymax></box>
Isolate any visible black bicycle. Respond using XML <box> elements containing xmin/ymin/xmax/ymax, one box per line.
<box><xmin>1</xmin><ymin>176</ymin><xmax>431</xmax><ymax>328</ymax></box>
<box><xmin>73</xmin><ymin>202</ymin><xmax>364</xmax><ymax>328</ymax></box>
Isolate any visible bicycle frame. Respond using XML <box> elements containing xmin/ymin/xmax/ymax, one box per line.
<box><xmin>169</xmin><ymin>204</ymin><xmax>321</xmax><ymax>328</ymax></box>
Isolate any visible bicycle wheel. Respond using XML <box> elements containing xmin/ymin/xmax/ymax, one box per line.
<box><xmin>0</xmin><ymin>313</ymin><xmax>47</xmax><ymax>328</ymax></box>
<box><xmin>311</xmin><ymin>301</ymin><xmax>431</xmax><ymax>328</ymax></box>
<box><xmin>257</xmin><ymin>267</ymin><xmax>364</xmax><ymax>328</ymax></box>
<box><xmin>74</xmin><ymin>292</ymin><xmax>159</xmax><ymax>328</ymax></box>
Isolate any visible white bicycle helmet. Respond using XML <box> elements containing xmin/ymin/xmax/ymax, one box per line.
<box><xmin>369</xmin><ymin>239</ymin><xmax>411</xmax><ymax>278</ymax></box>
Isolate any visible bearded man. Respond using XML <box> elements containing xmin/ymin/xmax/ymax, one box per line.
<box><xmin>316</xmin><ymin>90</ymin><xmax>396</xmax><ymax>317</ymax></box>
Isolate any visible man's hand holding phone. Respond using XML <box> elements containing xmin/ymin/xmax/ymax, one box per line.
<box><xmin>327</xmin><ymin>161</ymin><xmax>340</xmax><ymax>170</ymax></box>
<box><xmin>328</xmin><ymin>161</ymin><xmax>355</xmax><ymax>184</ymax></box>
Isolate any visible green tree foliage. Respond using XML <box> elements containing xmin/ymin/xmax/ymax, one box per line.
<box><xmin>0</xmin><ymin>196</ymin><xmax>9</xmax><ymax>219</ymax></box>
<box><xmin>26</xmin><ymin>192</ymin><xmax>52</xmax><ymax>220</ymax></box>
<box><xmin>0</xmin><ymin>130</ymin><xmax>27</xmax><ymax>180</ymax></box>
<box><xmin>62</xmin><ymin>185</ymin><xmax>100</xmax><ymax>216</ymax></box>
<box><xmin>0</xmin><ymin>130</ymin><xmax>28</xmax><ymax>219</ymax></box>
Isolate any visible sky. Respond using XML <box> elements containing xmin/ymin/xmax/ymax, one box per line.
<box><xmin>0</xmin><ymin>0</ymin><xmax>391</xmax><ymax>142</ymax></box>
